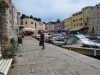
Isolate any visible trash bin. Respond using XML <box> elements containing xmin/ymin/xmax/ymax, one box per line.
<box><xmin>10</xmin><ymin>37</ymin><xmax>16</xmax><ymax>43</ymax></box>
<box><xmin>18</xmin><ymin>37</ymin><xmax>22</xmax><ymax>45</ymax></box>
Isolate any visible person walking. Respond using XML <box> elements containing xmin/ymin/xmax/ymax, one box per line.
<box><xmin>39</xmin><ymin>31</ymin><xmax>45</xmax><ymax>49</ymax></box>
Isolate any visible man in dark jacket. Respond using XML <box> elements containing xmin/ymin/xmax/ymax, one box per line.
<box><xmin>39</xmin><ymin>31</ymin><xmax>45</xmax><ymax>49</ymax></box>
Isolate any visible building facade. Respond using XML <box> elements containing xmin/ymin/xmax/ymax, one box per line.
<box><xmin>54</xmin><ymin>21</ymin><xmax>64</xmax><ymax>32</ymax></box>
<box><xmin>39</xmin><ymin>22</ymin><xmax>45</xmax><ymax>30</ymax></box>
<box><xmin>46</xmin><ymin>24</ymin><xmax>54</xmax><ymax>31</ymax></box>
<box><xmin>12</xmin><ymin>3</ymin><xmax>17</xmax><ymax>25</ymax></box>
<box><xmin>64</xmin><ymin>17</ymin><xmax>72</xmax><ymax>30</ymax></box>
<box><xmin>22</xmin><ymin>18</ymin><xmax>45</xmax><ymax>33</ymax></box>
<box><xmin>71</xmin><ymin>6</ymin><xmax>93</xmax><ymax>32</ymax></box>
<box><xmin>17</xmin><ymin>12</ymin><xmax>21</xmax><ymax>25</ymax></box>
<box><xmin>4</xmin><ymin>0</ymin><xmax>13</xmax><ymax>24</ymax></box>
<box><xmin>22</xmin><ymin>18</ymin><xmax>36</xmax><ymax>32</ymax></box>
<box><xmin>88</xmin><ymin>3</ymin><xmax>100</xmax><ymax>35</ymax></box>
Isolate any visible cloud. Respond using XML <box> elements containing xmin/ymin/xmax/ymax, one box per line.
<box><xmin>12</xmin><ymin>0</ymin><xmax>100</xmax><ymax>22</ymax></box>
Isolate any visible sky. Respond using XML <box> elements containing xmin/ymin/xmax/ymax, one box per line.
<box><xmin>12</xmin><ymin>0</ymin><xmax>100</xmax><ymax>23</ymax></box>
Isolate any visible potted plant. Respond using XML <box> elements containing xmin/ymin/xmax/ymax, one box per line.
<box><xmin>9</xmin><ymin>37</ymin><xmax>18</xmax><ymax>63</ymax></box>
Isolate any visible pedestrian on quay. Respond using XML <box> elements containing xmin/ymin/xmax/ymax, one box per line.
<box><xmin>39</xmin><ymin>31</ymin><xmax>45</xmax><ymax>50</ymax></box>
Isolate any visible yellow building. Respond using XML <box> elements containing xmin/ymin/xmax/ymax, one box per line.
<box><xmin>22</xmin><ymin>18</ymin><xmax>38</xmax><ymax>32</ymax></box>
<box><xmin>71</xmin><ymin>6</ymin><xmax>93</xmax><ymax>31</ymax></box>
<box><xmin>64</xmin><ymin>17</ymin><xmax>72</xmax><ymax>30</ymax></box>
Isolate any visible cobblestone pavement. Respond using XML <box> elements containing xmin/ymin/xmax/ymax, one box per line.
<box><xmin>8</xmin><ymin>36</ymin><xmax>100</xmax><ymax>75</ymax></box>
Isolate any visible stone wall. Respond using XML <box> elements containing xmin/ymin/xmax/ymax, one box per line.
<box><xmin>0</xmin><ymin>8</ymin><xmax>17</xmax><ymax>41</ymax></box>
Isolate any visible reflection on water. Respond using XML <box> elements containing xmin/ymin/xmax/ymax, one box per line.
<box><xmin>87</xmin><ymin>55</ymin><xmax>100</xmax><ymax>60</ymax></box>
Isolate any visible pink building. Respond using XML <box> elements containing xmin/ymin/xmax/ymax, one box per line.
<box><xmin>46</xmin><ymin>24</ymin><xmax>54</xmax><ymax>31</ymax></box>
<box><xmin>3</xmin><ymin>0</ymin><xmax>13</xmax><ymax>24</ymax></box>
<box><xmin>54</xmin><ymin>21</ymin><xmax>64</xmax><ymax>32</ymax></box>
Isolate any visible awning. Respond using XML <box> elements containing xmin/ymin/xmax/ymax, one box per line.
<box><xmin>62</xmin><ymin>28</ymin><xmax>70</xmax><ymax>31</ymax></box>
<box><xmin>23</xmin><ymin>28</ymin><xmax>35</xmax><ymax>32</ymax></box>
<box><xmin>13</xmin><ymin>25</ymin><xmax>24</xmax><ymax>27</ymax></box>
<box><xmin>69</xmin><ymin>28</ymin><xmax>82</xmax><ymax>31</ymax></box>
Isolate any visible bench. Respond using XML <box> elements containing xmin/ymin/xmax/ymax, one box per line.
<box><xmin>0</xmin><ymin>53</ymin><xmax>13</xmax><ymax>75</ymax></box>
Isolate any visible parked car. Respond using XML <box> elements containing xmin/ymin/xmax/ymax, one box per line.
<box><xmin>44</xmin><ymin>33</ymin><xmax>49</xmax><ymax>42</ymax></box>
<box><xmin>34</xmin><ymin>34</ymin><xmax>40</xmax><ymax>39</ymax></box>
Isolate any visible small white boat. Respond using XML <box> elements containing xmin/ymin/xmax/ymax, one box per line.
<box><xmin>53</xmin><ymin>39</ymin><xmax>65</xmax><ymax>46</ymax></box>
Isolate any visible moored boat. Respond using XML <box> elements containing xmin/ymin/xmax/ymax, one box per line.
<box><xmin>62</xmin><ymin>34</ymin><xmax>100</xmax><ymax>56</ymax></box>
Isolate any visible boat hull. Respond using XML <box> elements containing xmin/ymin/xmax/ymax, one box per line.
<box><xmin>62</xmin><ymin>45</ymin><xmax>100</xmax><ymax>56</ymax></box>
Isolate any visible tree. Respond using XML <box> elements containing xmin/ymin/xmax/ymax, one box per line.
<box><xmin>26</xmin><ymin>15</ymin><xmax>30</xmax><ymax>18</ymax></box>
<box><xmin>30</xmin><ymin>15</ymin><xmax>33</xmax><ymax>19</ymax></box>
<box><xmin>56</xmin><ymin>19</ymin><xmax>60</xmax><ymax>23</ymax></box>
<box><xmin>20</xmin><ymin>14</ymin><xmax>26</xmax><ymax>19</ymax></box>
<box><xmin>33</xmin><ymin>17</ymin><xmax>41</xmax><ymax>21</ymax></box>
<box><xmin>43</xmin><ymin>22</ymin><xmax>46</xmax><ymax>24</ymax></box>
<box><xmin>50</xmin><ymin>21</ymin><xmax>56</xmax><ymax>24</ymax></box>
<box><xmin>0</xmin><ymin>1</ymin><xmax>9</xmax><ymax>10</ymax></box>
<box><xmin>33</xmin><ymin>17</ymin><xmax>37</xmax><ymax>20</ymax></box>
<box><xmin>37</xmin><ymin>18</ymin><xmax>41</xmax><ymax>21</ymax></box>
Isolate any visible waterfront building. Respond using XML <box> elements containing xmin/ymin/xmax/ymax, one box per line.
<box><xmin>64</xmin><ymin>17</ymin><xmax>72</xmax><ymax>31</ymax></box>
<box><xmin>88</xmin><ymin>3</ymin><xmax>100</xmax><ymax>35</ymax></box>
<box><xmin>22</xmin><ymin>18</ymin><xmax>46</xmax><ymax>34</ymax></box>
<box><xmin>54</xmin><ymin>21</ymin><xmax>64</xmax><ymax>33</ymax></box>
<box><xmin>71</xmin><ymin>6</ymin><xmax>93</xmax><ymax>34</ymax></box>
<box><xmin>46</xmin><ymin>23</ymin><xmax>54</xmax><ymax>32</ymax></box>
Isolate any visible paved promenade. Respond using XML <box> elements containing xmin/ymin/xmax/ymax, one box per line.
<box><xmin>8</xmin><ymin>36</ymin><xmax>100</xmax><ymax>75</ymax></box>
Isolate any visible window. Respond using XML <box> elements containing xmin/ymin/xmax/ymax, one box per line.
<box><xmin>76</xmin><ymin>19</ymin><xmax>78</xmax><ymax>21</ymax></box>
<box><xmin>79</xmin><ymin>23</ymin><xmax>82</xmax><ymax>26</ymax></box>
<box><xmin>9</xmin><ymin>0</ymin><xmax>11</xmax><ymax>4</ymax></box>
<box><xmin>76</xmin><ymin>14</ymin><xmax>78</xmax><ymax>16</ymax></box>
<box><xmin>21</xmin><ymin>21</ymin><xmax>23</xmax><ymax>25</ymax></box>
<box><xmin>97</xmin><ymin>26</ymin><xmax>98</xmax><ymax>31</ymax></box>
<box><xmin>9</xmin><ymin>9</ymin><xmax>11</xmax><ymax>15</ymax></box>
<box><xmin>85</xmin><ymin>23</ymin><xmax>87</xmax><ymax>26</ymax></box>
<box><xmin>25</xmin><ymin>21</ymin><xmax>27</xmax><ymax>24</ymax></box>
<box><xmin>31</xmin><ymin>22</ymin><xmax>33</xmax><ymax>24</ymax></box>
<box><xmin>97</xmin><ymin>6</ymin><xmax>99</xmax><ymax>9</ymax></box>
<box><xmin>35</xmin><ymin>23</ymin><xmax>36</xmax><ymax>26</ymax></box>
<box><xmin>73</xmin><ymin>20</ymin><xmax>75</xmax><ymax>22</ymax></box>
<box><xmin>74</xmin><ymin>24</ymin><xmax>75</xmax><ymax>27</ymax></box>
<box><xmin>76</xmin><ymin>24</ymin><xmax>78</xmax><ymax>26</ymax></box>
<box><xmin>79</xmin><ymin>12</ymin><xmax>82</xmax><ymax>14</ymax></box>
<box><xmin>92</xmin><ymin>26</ymin><xmax>94</xmax><ymax>32</ymax></box>
<box><xmin>16</xmin><ymin>29</ymin><xmax>18</xmax><ymax>32</ymax></box>
<box><xmin>79</xmin><ymin>18</ymin><xmax>82</xmax><ymax>21</ymax></box>
<box><xmin>73</xmin><ymin>14</ymin><xmax>75</xmax><ymax>16</ymax></box>
<box><xmin>80</xmin><ymin>12</ymin><xmax>82</xmax><ymax>14</ymax></box>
